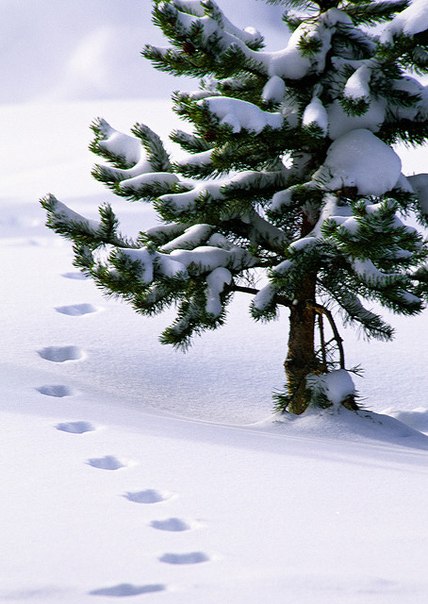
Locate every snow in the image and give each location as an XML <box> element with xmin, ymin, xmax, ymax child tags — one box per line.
<box><xmin>352</xmin><ymin>258</ymin><xmax>395</xmax><ymax>287</ymax></box>
<box><xmin>307</xmin><ymin>369</ymin><xmax>356</xmax><ymax>409</ymax></box>
<box><xmin>97</xmin><ymin>119</ymin><xmax>142</xmax><ymax>164</ymax></box>
<box><xmin>289</xmin><ymin>236</ymin><xmax>318</xmax><ymax>251</ymax></box>
<box><xmin>327</xmin><ymin>98</ymin><xmax>386</xmax><ymax>140</ymax></box>
<box><xmin>176</xmin><ymin>149</ymin><xmax>213</xmax><ymax>168</ymax></box>
<box><xmin>174</xmin><ymin>0</ymin><xmax>205</xmax><ymax>17</ymax></box>
<box><xmin>119</xmin><ymin>171</ymin><xmax>179</xmax><ymax>191</ymax></box>
<box><xmin>121</xmin><ymin>246</ymin><xmax>245</xmax><ymax>283</ymax></box>
<box><xmin>398</xmin><ymin>290</ymin><xmax>422</xmax><ymax>305</ymax></box>
<box><xmin>266</xmin><ymin>9</ymin><xmax>351</xmax><ymax>81</ymax></box>
<box><xmin>381</xmin><ymin>0</ymin><xmax>428</xmax><ymax>43</ymax></box>
<box><xmin>314</xmin><ymin>129</ymin><xmax>402</xmax><ymax>196</ymax></box>
<box><xmin>2</xmin><ymin>1</ymin><xmax>428</xmax><ymax>601</ymax></box>
<box><xmin>3</xmin><ymin>106</ymin><xmax>428</xmax><ymax>604</ymax></box>
<box><xmin>173</xmin><ymin>0</ymin><xmax>263</xmax><ymax>49</ymax></box>
<box><xmin>169</xmin><ymin>245</ymin><xmax>253</xmax><ymax>272</ymax></box>
<box><xmin>270</xmin><ymin>187</ymin><xmax>295</xmax><ymax>212</ymax></box>
<box><xmin>391</xmin><ymin>76</ymin><xmax>426</xmax><ymax>121</ymax></box>
<box><xmin>201</xmin><ymin>96</ymin><xmax>283</xmax><ymax>133</ymax></box>
<box><xmin>208</xmin><ymin>1</ymin><xmax>263</xmax><ymax>47</ymax></box>
<box><xmin>156</xmin><ymin>253</ymin><xmax>189</xmax><ymax>279</ymax></box>
<box><xmin>262</xmin><ymin>75</ymin><xmax>286</xmax><ymax>103</ymax></box>
<box><xmin>252</xmin><ymin>283</ymin><xmax>276</xmax><ymax>312</ymax></box>
<box><xmin>44</xmin><ymin>197</ymin><xmax>101</xmax><ymax>233</ymax></box>
<box><xmin>302</xmin><ymin>96</ymin><xmax>329</xmax><ymax>136</ymax></box>
<box><xmin>344</xmin><ymin>64</ymin><xmax>372</xmax><ymax>101</ymax></box>
<box><xmin>205</xmin><ymin>267</ymin><xmax>232</xmax><ymax>316</ymax></box>
<box><xmin>267</xmin><ymin>25</ymin><xmax>313</xmax><ymax>80</ymax></box>
<box><xmin>161</xmin><ymin>224</ymin><xmax>213</xmax><ymax>252</ymax></box>
<box><xmin>122</xmin><ymin>248</ymin><xmax>161</xmax><ymax>283</ymax></box>
<box><xmin>159</xmin><ymin>181</ymin><xmax>224</xmax><ymax>213</ymax></box>
<box><xmin>273</xmin><ymin>259</ymin><xmax>293</xmax><ymax>275</ymax></box>
<box><xmin>117</xmin><ymin>239</ymin><xmax>251</xmax><ymax>290</ymax></box>
<box><xmin>408</xmin><ymin>173</ymin><xmax>428</xmax><ymax>215</ymax></box>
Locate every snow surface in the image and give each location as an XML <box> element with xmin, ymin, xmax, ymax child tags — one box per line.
<box><xmin>2</xmin><ymin>1</ymin><xmax>428</xmax><ymax>600</ymax></box>
<box><xmin>2</xmin><ymin>99</ymin><xmax>428</xmax><ymax>604</ymax></box>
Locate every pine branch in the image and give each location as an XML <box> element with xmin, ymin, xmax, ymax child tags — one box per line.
<box><xmin>344</xmin><ymin>1</ymin><xmax>410</xmax><ymax>26</ymax></box>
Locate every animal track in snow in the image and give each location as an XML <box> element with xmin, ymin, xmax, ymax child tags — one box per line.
<box><xmin>55</xmin><ymin>303</ymin><xmax>100</xmax><ymax>316</ymax></box>
<box><xmin>159</xmin><ymin>552</ymin><xmax>210</xmax><ymax>565</ymax></box>
<box><xmin>36</xmin><ymin>384</ymin><xmax>74</xmax><ymax>397</ymax></box>
<box><xmin>62</xmin><ymin>271</ymin><xmax>88</xmax><ymax>280</ymax></box>
<box><xmin>37</xmin><ymin>345</ymin><xmax>84</xmax><ymax>363</ymax></box>
<box><xmin>89</xmin><ymin>583</ymin><xmax>166</xmax><ymax>597</ymax></box>
<box><xmin>56</xmin><ymin>421</ymin><xmax>95</xmax><ymax>434</ymax></box>
<box><xmin>87</xmin><ymin>456</ymin><xmax>126</xmax><ymax>470</ymax></box>
<box><xmin>124</xmin><ymin>489</ymin><xmax>172</xmax><ymax>504</ymax></box>
<box><xmin>150</xmin><ymin>518</ymin><xmax>191</xmax><ymax>532</ymax></box>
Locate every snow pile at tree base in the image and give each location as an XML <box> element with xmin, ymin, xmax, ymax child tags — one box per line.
<box><xmin>255</xmin><ymin>407</ymin><xmax>428</xmax><ymax>450</ymax></box>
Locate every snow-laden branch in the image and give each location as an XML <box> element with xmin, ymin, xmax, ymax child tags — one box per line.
<box><xmin>155</xmin><ymin>1</ymin><xmax>355</xmax><ymax>82</ymax></box>
<box><xmin>200</xmin><ymin>97</ymin><xmax>283</xmax><ymax>133</ymax></box>
<box><xmin>381</xmin><ymin>0</ymin><xmax>428</xmax><ymax>43</ymax></box>
<box><xmin>312</xmin><ymin>129</ymin><xmax>402</xmax><ymax>196</ymax></box>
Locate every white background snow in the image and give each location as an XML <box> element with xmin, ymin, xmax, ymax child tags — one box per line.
<box><xmin>1</xmin><ymin>1</ymin><xmax>428</xmax><ymax>602</ymax></box>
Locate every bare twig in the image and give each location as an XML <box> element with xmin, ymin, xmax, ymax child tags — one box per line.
<box><xmin>318</xmin><ymin>313</ymin><xmax>327</xmax><ymax>370</ymax></box>
<box><xmin>310</xmin><ymin>302</ymin><xmax>345</xmax><ymax>369</ymax></box>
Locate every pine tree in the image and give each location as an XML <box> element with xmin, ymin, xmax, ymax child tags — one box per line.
<box><xmin>41</xmin><ymin>0</ymin><xmax>428</xmax><ymax>415</ymax></box>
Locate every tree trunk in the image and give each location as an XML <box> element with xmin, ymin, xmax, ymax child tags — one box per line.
<box><xmin>284</xmin><ymin>273</ymin><xmax>317</xmax><ymax>414</ymax></box>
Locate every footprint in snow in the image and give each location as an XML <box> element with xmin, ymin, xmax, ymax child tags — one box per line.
<box><xmin>150</xmin><ymin>518</ymin><xmax>191</xmax><ymax>532</ymax></box>
<box><xmin>37</xmin><ymin>345</ymin><xmax>84</xmax><ymax>363</ymax></box>
<box><xmin>159</xmin><ymin>552</ymin><xmax>210</xmax><ymax>565</ymax></box>
<box><xmin>36</xmin><ymin>384</ymin><xmax>74</xmax><ymax>397</ymax></box>
<box><xmin>56</xmin><ymin>421</ymin><xmax>95</xmax><ymax>434</ymax></box>
<box><xmin>124</xmin><ymin>489</ymin><xmax>172</xmax><ymax>504</ymax></box>
<box><xmin>55</xmin><ymin>303</ymin><xmax>101</xmax><ymax>316</ymax></box>
<box><xmin>87</xmin><ymin>456</ymin><xmax>126</xmax><ymax>470</ymax></box>
<box><xmin>89</xmin><ymin>583</ymin><xmax>166</xmax><ymax>597</ymax></box>
<box><xmin>62</xmin><ymin>271</ymin><xmax>88</xmax><ymax>280</ymax></box>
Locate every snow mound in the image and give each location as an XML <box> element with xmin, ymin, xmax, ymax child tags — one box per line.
<box><xmin>314</xmin><ymin>129</ymin><xmax>401</xmax><ymax>195</ymax></box>
<box><xmin>255</xmin><ymin>407</ymin><xmax>428</xmax><ymax>450</ymax></box>
<box><xmin>382</xmin><ymin>407</ymin><xmax>428</xmax><ymax>433</ymax></box>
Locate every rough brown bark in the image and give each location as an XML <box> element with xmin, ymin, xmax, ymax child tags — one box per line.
<box><xmin>284</xmin><ymin>273</ymin><xmax>318</xmax><ymax>414</ymax></box>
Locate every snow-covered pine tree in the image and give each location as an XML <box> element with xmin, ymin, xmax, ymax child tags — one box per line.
<box><xmin>42</xmin><ymin>0</ymin><xmax>428</xmax><ymax>415</ymax></box>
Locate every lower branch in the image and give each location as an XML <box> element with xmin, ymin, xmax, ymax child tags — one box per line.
<box><xmin>310</xmin><ymin>302</ymin><xmax>345</xmax><ymax>370</ymax></box>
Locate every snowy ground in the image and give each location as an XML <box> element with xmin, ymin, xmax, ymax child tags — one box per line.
<box><xmin>1</xmin><ymin>98</ymin><xmax>428</xmax><ymax>604</ymax></box>
<box><xmin>2</xmin><ymin>2</ymin><xmax>428</xmax><ymax>601</ymax></box>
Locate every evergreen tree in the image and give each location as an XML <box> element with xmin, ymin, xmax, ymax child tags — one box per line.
<box><xmin>41</xmin><ymin>0</ymin><xmax>428</xmax><ymax>415</ymax></box>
